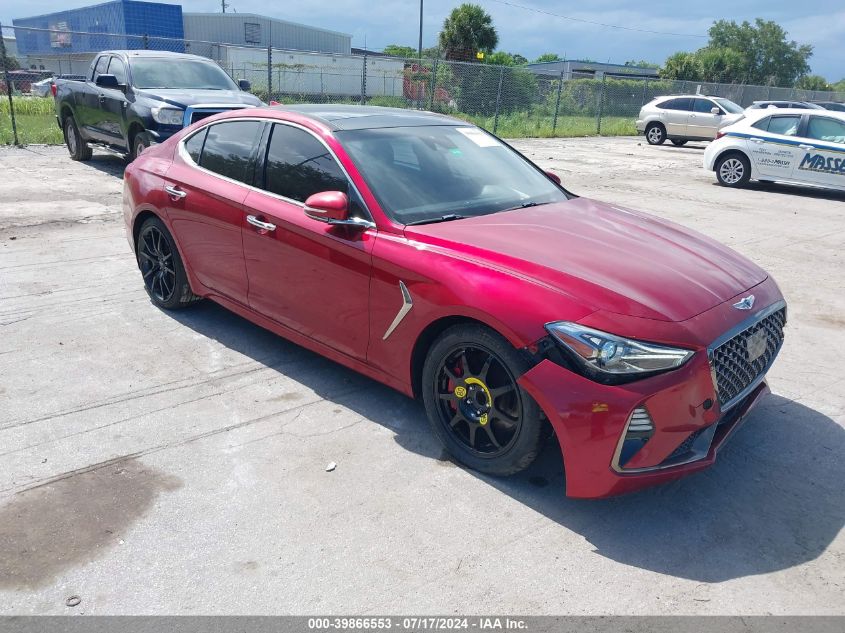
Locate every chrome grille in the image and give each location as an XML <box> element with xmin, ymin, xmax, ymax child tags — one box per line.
<box><xmin>711</xmin><ymin>307</ymin><xmax>786</xmax><ymax>408</ymax></box>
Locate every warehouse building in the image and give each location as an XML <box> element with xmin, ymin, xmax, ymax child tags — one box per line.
<box><xmin>526</xmin><ymin>59</ymin><xmax>659</xmax><ymax>80</ymax></box>
<box><xmin>12</xmin><ymin>1</ymin><xmax>351</xmax><ymax>74</ymax></box>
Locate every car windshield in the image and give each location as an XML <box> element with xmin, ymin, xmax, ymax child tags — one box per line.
<box><xmin>714</xmin><ymin>98</ymin><xmax>743</xmax><ymax>114</ymax></box>
<box><xmin>336</xmin><ymin>125</ymin><xmax>569</xmax><ymax>225</ymax></box>
<box><xmin>130</xmin><ymin>59</ymin><xmax>237</xmax><ymax>90</ymax></box>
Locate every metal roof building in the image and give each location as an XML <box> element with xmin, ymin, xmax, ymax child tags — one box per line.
<box><xmin>182</xmin><ymin>13</ymin><xmax>351</xmax><ymax>55</ymax></box>
<box><xmin>526</xmin><ymin>60</ymin><xmax>659</xmax><ymax>80</ymax></box>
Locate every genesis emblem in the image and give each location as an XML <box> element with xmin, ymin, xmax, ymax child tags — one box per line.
<box><xmin>733</xmin><ymin>295</ymin><xmax>755</xmax><ymax>310</ymax></box>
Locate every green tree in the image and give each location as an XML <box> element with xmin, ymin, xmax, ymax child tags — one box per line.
<box><xmin>484</xmin><ymin>51</ymin><xmax>527</xmax><ymax>66</ymax></box>
<box><xmin>661</xmin><ymin>52</ymin><xmax>703</xmax><ymax>81</ymax></box>
<box><xmin>624</xmin><ymin>60</ymin><xmax>659</xmax><ymax>69</ymax></box>
<box><xmin>795</xmin><ymin>74</ymin><xmax>830</xmax><ymax>91</ymax></box>
<box><xmin>695</xmin><ymin>47</ymin><xmax>747</xmax><ymax>83</ymax></box>
<box><xmin>707</xmin><ymin>18</ymin><xmax>812</xmax><ymax>85</ymax></box>
<box><xmin>833</xmin><ymin>79</ymin><xmax>845</xmax><ymax>92</ymax></box>
<box><xmin>438</xmin><ymin>3</ymin><xmax>498</xmax><ymax>62</ymax></box>
<box><xmin>533</xmin><ymin>52</ymin><xmax>562</xmax><ymax>63</ymax></box>
<box><xmin>382</xmin><ymin>44</ymin><xmax>417</xmax><ymax>58</ymax></box>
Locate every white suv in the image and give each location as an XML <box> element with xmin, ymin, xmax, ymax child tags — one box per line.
<box><xmin>636</xmin><ymin>95</ymin><xmax>745</xmax><ymax>146</ymax></box>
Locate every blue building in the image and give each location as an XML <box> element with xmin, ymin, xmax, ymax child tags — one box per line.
<box><xmin>13</xmin><ymin>0</ymin><xmax>184</xmax><ymax>56</ymax></box>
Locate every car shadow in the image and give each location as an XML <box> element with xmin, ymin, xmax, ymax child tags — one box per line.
<box><xmin>166</xmin><ymin>300</ymin><xmax>844</xmax><ymax>583</ymax></box>
<box><xmin>84</xmin><ymin>153</ymin><xmax>127</xmax><ymax>179</ymax></box>
<box><xmin>717</xmin><ymin>180</ymin><xmax>845</xmax><ymax>202</ymax></box>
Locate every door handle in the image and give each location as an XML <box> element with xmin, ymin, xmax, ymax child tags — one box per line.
<box><xmin>247</xmin><ymin>215</ymin><xmax>276</xmax><ymax>232</ymax></box>
<box><xmin>798</xmin><ymin>144</ymin><xmax>814</xmax><ymax>150</ymax></box>
<box><xmin>750</xmin><ymin>138</ymin><xmax>764</xmax><ymax>144</ymax></box>
<box><xmin>164</xmin><ymin>185</ymin><xmax>187</xmax><ymax>200</ymax></box>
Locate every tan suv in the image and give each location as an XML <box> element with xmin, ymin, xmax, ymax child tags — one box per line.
<box><xmin>636</xmin><ymin>95</ymin><xmax>744</xmax><ymax>146</ymax></box>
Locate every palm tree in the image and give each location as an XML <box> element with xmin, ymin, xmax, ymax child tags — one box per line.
<box><xmin>438</xmin><ymin>4</ymin><xmax>498</xmax><ymax>62</ymax></box>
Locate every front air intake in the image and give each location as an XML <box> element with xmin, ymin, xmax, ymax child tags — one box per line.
<box><xmin>616</xmin><ymin>407</ymin><xmax>655</xmax><ymax>469</ymax></box>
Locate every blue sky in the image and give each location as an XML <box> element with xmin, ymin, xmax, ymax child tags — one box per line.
<box><xmin>3</xmin><ymin>0</ymin><xmax>843</xmax><ymax>81</ymax></box>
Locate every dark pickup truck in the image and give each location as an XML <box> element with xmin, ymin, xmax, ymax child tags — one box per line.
<box><xmin>55</xmin><ymin>50</ymin><xmax>262</xmax><ymax>161</ymax></box>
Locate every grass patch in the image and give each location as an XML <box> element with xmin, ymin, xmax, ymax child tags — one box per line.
<box><xmin>0</xmin><ymin>94</ymin><xmax>635</xmax><ymax>145</ymax></box>
<box><xmin>0</xmin><ymin>96</ymin><xmax>62</xmax><ymax>144</ymax></box>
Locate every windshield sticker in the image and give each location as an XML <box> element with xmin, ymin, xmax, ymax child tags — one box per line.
<box><xmin>799</xmin><ymin>153</ymin><xmax>845</xmax><ymax>176</ymax></box>
<box><xmin>456</xmin><ymin>127</ymin><xmax>501</xmax><ymax>147</ymax></box>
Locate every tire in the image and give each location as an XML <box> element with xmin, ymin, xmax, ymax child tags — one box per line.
<box><xmin>64</xmin><ymin>116</ymin><xmax>92</xmax><ymax>161</ymax></box>
<box><xmin>671</xmin><ymin>139</ymin><xmax>688</xmax><ymax>146</ymax></box>
<box><xmin>130</xmin><ymin>131</ymin><xmax>152</xmax><ymax>162</ymax></box>
<box><xmin>421</xmin><ymin>323</ymin><xmax>544</xmax><ymax>476</ymax></box>
<box><xmin>136</xmin><ymin>217</ymin><xmax>201</xmax><ymax>310</ymax></box>
<box><xmin>715</xmin><ymin>152</ymin><xmax>751</xmax><ymax>188</ymax></box>
<box><xmin>645</xmin><ymin>123</ymin><xmax>666</xmax><ymax>145</ymax></box>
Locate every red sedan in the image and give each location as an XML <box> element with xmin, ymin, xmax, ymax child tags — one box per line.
<box><xmin>122</xmin><ymin>105</ymin><xmax>786</xmax><ymax>498</ymax></box>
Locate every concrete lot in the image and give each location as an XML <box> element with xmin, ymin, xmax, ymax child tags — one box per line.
<box><xmin>0</xmin><ymin>138</ymin><xmax>843</xmax><ymax>615</ymax></box>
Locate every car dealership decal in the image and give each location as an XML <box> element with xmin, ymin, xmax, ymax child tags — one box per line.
<box><xmin>799</xmin><ymin>152</ymin><xmax>845</xmax><ymax>175</ymax></box>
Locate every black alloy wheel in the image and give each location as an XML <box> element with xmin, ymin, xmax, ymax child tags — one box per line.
<box><xmin>136</xmin><ymin>217</ymin><xmax>201</xmax><ymax>310</ymax></box>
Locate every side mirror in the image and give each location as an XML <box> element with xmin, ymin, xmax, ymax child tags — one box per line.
<box><xmin>545</xmin><ymin>170</ymin><xmax>561</xmax><ymax>185</ymax></box>
<box><xmin>95</xmin><ymin>74</ymin><xmax>121</xmax><ymax>89</ymax></box>
<box><xmin>710</xmin><ymin>106</ymin><xmax>722</xmax><ymax>115</ymax></box>
<box><xmin>238</xmin><ymin>79</ymin><xmax>251</xmax><ymax>91</ymax></box>
<box><xmin>304</xmin><ymin>191</ymin><xmax>349</xmax><ymax>223</ymax></box>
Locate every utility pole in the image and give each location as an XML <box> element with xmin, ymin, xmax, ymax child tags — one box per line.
<box><xmin>222</xmin><ymin>0</ymin><xmax>228</xmax><ymax>13</ymax></box>
<box><xmin>418</xmin><ymin>0</ymin><xmax>423</xmax><ymax>59</ymax></box>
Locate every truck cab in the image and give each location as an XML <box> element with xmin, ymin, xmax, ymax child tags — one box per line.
<box><xmin>55</xmin><ymin>50</ymin><xmax>263</xmax><ymax>161</ymax></box>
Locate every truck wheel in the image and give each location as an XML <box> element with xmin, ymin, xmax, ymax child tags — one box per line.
<box><xmin>131</xmin><ymin>132</ymin><xmax>152</xmax><ymax>162</ymax></box>
<box><xmin>64</xmin><ymin>116</ymin><xmax>92</xmax><ymax>161</ymax></box>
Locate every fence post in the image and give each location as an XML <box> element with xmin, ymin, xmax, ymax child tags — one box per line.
<box><xmin>142</xmin><ymin>33</ymin><xmax>149</xmax><ymax>50</ymax></box>
<box><xmin>0</xmin><ymin>23</ymin><xmax>19</xmax><ymax>146</ymax></box>
<box><xmin>641</xmin><ymin>77</ymin><xmax>649</xmax><ymax>106</ymax></box>
<box><xmin>360</xmin><ymin>51</ymin><xmax>367</xmax><ymax>105</ymax></box>
<box><xmin>595</xmin><ymin>72</ymin><xmax>606</xmax><ymax>135</ymax></box>
<box><xmin>267</xmin><ymin>46</ymin><xmax>272</xmax><ymax>101</ymax></box>
<box><xmin>552</xmin><ymin>70</ymin><xmax>564</xmax><ymax>135</ymax></box>
<box><xmin>493</xmin><ymin>66</ymin><xmax>504</xmax><ymax>134</ymax></box>
<box><xmin>427</xmin><ymin>57</ymin><xmax>439</xmax><ymax>110</ymax></box>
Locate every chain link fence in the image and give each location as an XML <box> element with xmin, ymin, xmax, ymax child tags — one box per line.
<box><xmin>3</xmin><ymin>24</ymin><xmax>845</xmax><ymax>146</ymax></box>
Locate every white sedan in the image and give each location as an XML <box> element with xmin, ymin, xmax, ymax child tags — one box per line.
<box><xmin>703</xmin><ymin>108</ymin><xmax>845</xmax><ymax>192</ymax></box>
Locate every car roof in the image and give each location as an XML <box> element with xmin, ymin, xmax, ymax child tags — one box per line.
<box><xmin>101</xmin><ymin>50</ymin><xmax>215</xmax><ymax>63</ymax></box>
<box><xmin>267</xmin><ymin>104</ymin><xmax>466</xmax><ymax>131</ymax></box>
<box><xmin>741</xmin><ymin>107</ymin><xmax>845</xmax><ymax>122</ymax></box>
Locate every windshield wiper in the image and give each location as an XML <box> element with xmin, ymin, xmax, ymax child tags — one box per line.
<box><xmin>404</xmin><ymin>214</ymin><xmax>467</xmax><ymax>226</ymax></box>
<box><xmin>504</xmin><ymin>201</ymin><xmax>541</xmax><ymax>211</ymax></box>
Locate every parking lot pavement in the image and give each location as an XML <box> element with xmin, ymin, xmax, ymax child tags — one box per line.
<box><xmin>0</xmin><ymin>140</ymin><xmax>842</xmax><ymax>615</ymax></box>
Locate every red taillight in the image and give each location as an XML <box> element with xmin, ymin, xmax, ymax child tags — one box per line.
<box><xmin>50</xmin><ymin>83</ymin><xmax>57</xmax><ymax>97</ymax></box>
<box><xmin>715</xmin><ymin>130</ymin><xmax>726</xmax><ymax>139</ymax></box>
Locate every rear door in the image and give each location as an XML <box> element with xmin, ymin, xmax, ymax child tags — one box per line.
<box><xmin>164</xmin><ymin>120</ymin><xmax>265</xmax><ymax>305</ymax></box>
<box><xmin>241</xmin><ymin>122</ymin><xmax>375</xmax><ymax>360</ymax></box>
<box><xmin>658</xmin><ymin>98</ymin><xmax>692</xmax><ymax>136</ymax></box>
<box><xmin>794</xmin><ymin>115</ymin><xmax>845</xmax><ymax>190</ymax></box>
<box><xmin>687</xmin><ymin>98</ymin><xmax>722</xmax><ymax>139</ymax></box>
<box><xmin>746</xmin><ymin>114</ymin><xmax>805</xmax><ymax>179</ymax></box>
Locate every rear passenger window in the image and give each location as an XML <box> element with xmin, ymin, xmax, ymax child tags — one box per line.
<box><xmin>658</xmin><ymin>98</ymin><xmax>692</xmax><ymax>111</ymax></box>
<box><xmin>262</xmin><ymin>124</ymin><xmax>348</xmax><ymax>202</ymax></box>
<box><xmin>199</xmin><ymin>121</ymin><xmax>263</xmax><ymax>184</ymax></box>
<box><xmin>806</xmin><ymin>117</ymin><xmax>845</xmax><ymax>144</ymax></box>
<box><xmin>184</xmin><ymin>128</ymin><xmax>207</xmax><ymax>163</ymax></box>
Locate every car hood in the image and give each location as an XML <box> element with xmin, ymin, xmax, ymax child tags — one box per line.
<box><xmin>404</xmin><ymin>198</ymin><xmax>767</xmax><ymax>322</ymax></box>
<box><xmin>135</xmin><ymin>89</ymin><xmax>263</xmax><ymax>108</ymax></box>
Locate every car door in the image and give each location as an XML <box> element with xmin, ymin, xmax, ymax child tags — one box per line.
<box><xmin>164</xmin><ymin>120</ymin><xmax>264</xmax><ymax>305</ymax></box>
<box><xmin>97</xmin><ymin>56</ymin><xmax>129</xmax><ymax>144</ymax></box>
<box><xmin>241</xmin><ymin>122</ymin><xmax>376</xmax><ymax>361</ymax></box>
<box><xmin>746</xmin><ymin>114</ymin><xmax>805</xmax><ymax>180</ymax></box>
<box><xmin>78</xmin><ymin>55</ymin><xmax>111</xmax><ymax>141</ymax></box>
<box><xmin>794</xmin><ymin>115</ymin><xmax>845</xmax><ymax>190</ymax></box>
<box><xmin>688</xmin><ymin>98</ymin><xmax>722</xmax><ymax>139</ymax></box>
<box><xmin>658</xmin><ymin>98</ymin><xmax>692</xmax><ymax>136</ymax></box>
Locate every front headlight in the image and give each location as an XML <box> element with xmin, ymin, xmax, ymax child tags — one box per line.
<box><xmin>545</xmin><ymin>321</ymin><xmax>694</xmax><ymax>378</ymax></box>
<box><xmin>151</xmin><ymin>107</ymin><xmax>184</xmax><ymax>126</ymax></box>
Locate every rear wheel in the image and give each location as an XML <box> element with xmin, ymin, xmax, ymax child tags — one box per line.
<box><xmin>136</xmin><ymin>217</ymin><xmax>201</xmax><ymax>310</ymax></box>
<box><xmin>671</xmin><ymin>139</ymin><xmax>688</xmax><ymax>146</ymax></box>
<box><xmin>645</xmin><ymin>123</ymin><xmax>666</xmax><ymax>145</ymax></box>
<box><xmin>64</xmin><ymin>116</ymin><xmax>92</xmax><ymax>161</ymax></box>
<box><xmin>715</xmin><ymin>153</ymin><xmax>751</xmax><ymax>187</ymax></box>
<box><xmin>422</xmin><ymin>324</ymin><xmax>544</xmax><ymax>476</ymax></box>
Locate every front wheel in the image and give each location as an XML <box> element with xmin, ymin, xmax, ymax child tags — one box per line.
<box><xmin>136</xmin><ymin>217</ymin><xmax>201</xmax><ymax>310</ymax></box>
<box><xmin>131</xmin><ymin>131</ymin><xmax>152</xmax><ymax>162</ymax></box>
<box><xmin>715</xmin><ymin>153</ymin><xmax>751</xmax><ymax>187</ymax></box>
<box><xmin>421</xmin><ymin>324</ymin><xmax>544</xmax><ymax>476</ymax></box>
<box><xmin>645</xmin><ymin>123</ymin><xmax>666</xmax><ymax>145</ymax></box>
